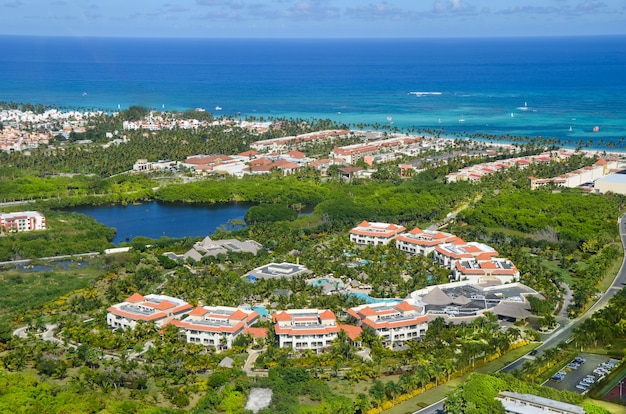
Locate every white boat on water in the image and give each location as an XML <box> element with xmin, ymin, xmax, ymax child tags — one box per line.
<box><xmin>458</xmin><ymin>115</ymin><xmax>465</xmax><ymax>122</ymax></box>
<box><xmin>517</xmin><ymin>102</ymin><xmax>529</xmax><ymax>111</ymax></box>
<box><xmin>215</xmin><ymin>106</ymin><xmax>222</xmax><ymax>111</ymax></box>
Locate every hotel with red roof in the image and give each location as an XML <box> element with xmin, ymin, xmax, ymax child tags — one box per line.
<box><xmin>453</xmin><ymin>257</ymin><xmax>519</xmax><ymax>284</ymax></box>
<box><xmin>0</xmin><ymin>211</ymin><xmax>46</xmax><ymax>233</ymax></box>
<box><xmin>106</xmin><ymin>293</ymin><xmax>193</xmax><ymax>330</ymax></box>
<box><xmin>349</xmin><ymin>221</ymin><xmax>406</xmax><ymax>246</ymax></box>
<box><xmin>433</xmin><ymin>242</ymin><xmax>498</xmax><ymax>269</ymax></box>
<box><xmin>346</xmin><ymin>301</ymin><xmax>428</xmax><ymax>348</ymax></box>
<box><xmin>170</xmin><ymin>305</ymin><xmax>260</xmax><ymax>350</ymax></box>
<box><xmin>273</xmin><ymin>309</ymin><xmax>341</xmax><ymax>350</ymax></box>
<box><xmin>395</xmin><ymin>227</ymin><xmax>463</xmax><ymax>256</ymax></box>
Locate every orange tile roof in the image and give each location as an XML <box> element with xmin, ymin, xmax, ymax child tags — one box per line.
<box><xmin>126</xmin><ymin>293</ymin><xmax>145</xmax><ymax>303</ymax></box>
<box><xmin>395</xmin><ymin>301</ymin><xmax>416</xmax><ymax>312</ymax></box>
<box><xmin>149</xmin><ymin>300</ymin><xmax>176</xmax><ymax>311</ymax></box>
<box><xmin>319</xmin><ymin>310</ymin><xmax>336</xmax><ymax>320</ymax></box>
<box><xmin>107</xmin><ymin>307</ymin><xmax>165</xmax><ymax>322</ymax></box>
<box><xmin>340</xmin><ymin>324</ymin><xmax>363</xmax><ymax>341</ymax></box>
<box><xmin>273</xmin><ymin>311</ymin><xmax>292</xmax><ymax>322</ymax></box>
<box><xmin>189</xmin><ymin>306</ymin><xmax>208</xmax><ymax>316</ymax></box>
<box><xmin>244</xmin><ymin>327</ymin><xmax>268</xmax><ymax>338</ymax></box>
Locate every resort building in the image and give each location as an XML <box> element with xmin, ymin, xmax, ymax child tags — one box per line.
<box><xmin>244</xmin><ymin>262</ymin><xmax>311</xmax><ymax>282</ymax></box>
<box><xmin>433</xmin><ymin>242</ymin><xmax>498</xmax><ymax>270</ymax></box>
<box><xmin>0</xmin><ymin>211</ymin><xmax>46</xmax><ymax>233</ymax></box>
<box><xmin>170</xmin><ymin>305</ymin><xmax>259</xmax><ymax>350</ymax></box>
<box><xmin>410</xmin><ymin>281</ymin><xmax>543</xmax><ymax>323</ymax></box>
<box><xmin>250</xmin><ymin>129</ymin><xmax>349</xmax><ymax>152</ymax></box>
<box><xmin>330</xmin><ymin>135</ymin><xmax>420</xmax><ymax>165</ymax></box>
<box><xmin>529</xmin><ymin>158</ymin><xmax>621</xmax><ymax>190</ymax></box>
<box><xmin>349</xmin><ymin>221</ymin><xmax>406</xmax><ymax>246</ymax></box>
<box><xmin>106</xmin><ymin>293</ymin><xmax>193</xmax><ymax>330</ymax></box>
<box><xmin>395</xmin><ymin>227</ymin><xmax>463</xmax><ymax>256</ymax></box>
<box><xmin>594</xmin><ymin>171</ymin><xmax>626</xmax><ymax>195</ymax></box>
<box><xmin>496</xmin><ymin>391</ymin><xmax>585</xmax><ymax>414</ymax></box>
<box><xmin>272</xmin><ymin>309</ymin><xmax>340</xmax><ymax>351</ymax></box>
<box><xmin>453</xmin><ymin>258</ymin><xmax>519</xmax><ymax>284</ymax></box>
<box><xmin>179</xmin><ymin>236</ymin><xmax>264</xmax><ymax>262</ymax></box>
<box><xmin>347</xmin><ymin>301</ymin><xmax>428</xmax><ymax>349</ymax></box>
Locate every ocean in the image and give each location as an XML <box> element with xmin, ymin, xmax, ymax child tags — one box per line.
<box><xmin>1</xmin><ymin>35</ymin><xmax>625</xmax><ymax>148</ymax></box>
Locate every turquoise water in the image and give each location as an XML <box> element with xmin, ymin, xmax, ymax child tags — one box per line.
<box><xmin>309</xmin><ymin>278</ymin><xmax>345</xmax><ymax>288</ymax></box>
<box><xmin>252</xmin><ymin>306</ymin><xmax>268</xmax><ymax>317</ymax></box>
<box><xmin>349</xmin><ymin>292</ymin><xmax>403</xmax><ymax>304</ymax></box>
<box><xmin>1</xmin><ymin>36</ymin><xmax>625</xmax><ymax>148</ymax></box>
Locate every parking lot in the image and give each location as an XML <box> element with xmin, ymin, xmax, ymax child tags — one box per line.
<box><xmin>545</xmin><ymin>353</ymin><xmax>619</xmax><ymax>395</ymax></box>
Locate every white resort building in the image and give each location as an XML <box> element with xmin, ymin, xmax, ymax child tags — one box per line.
<box><xmin>395</xmin><ymin>227</ymin><xmax>463</xmax><ymax>256</ymax></box>
<box><xmin>410</xmin><ymin>281</ymin><xmax>543</xmax><ymax>323</ymax></box>
<box><xmin>349</xmin><ymin>221</ymin><xmax>406</xmax><ymax>246</ymax></box>
<box><xmin>453</xmin><ymin>257</ymin><xmax>519</xmax><ymax>284</ymax></box>
<box><xmin>273</xmin><ymin>309</ymin><xmax>340</xmax><ymax>351</ymax></box>
<box><xmin>433</xmin><ymin>242</ymin><xmax>499</xmax><ymax>270</ymax></box>
<box><xmin>0</xmin><ymin>211</ymin><xmax>46</xmax><ymax>233</ymax></box>
<box><xmin>170</xmin><ymin>305</ymin><xmax>259</xmax><ymax>350</ymax></box>
<box><xmin>347</xmin><ymin>301</ymin><xmax>428</xmax><ymax>349</ymax></box>
<box><xmin>106</xmin><ymin>293</ymin><xmax>193</xmax><ymax>330</ymax></box>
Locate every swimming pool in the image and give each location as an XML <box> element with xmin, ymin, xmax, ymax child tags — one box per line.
<box><xmin>308</xmin><ymin>278</ymin><xmax>344</xmax><ymax>288</ymax></box>
<box><xmin>349</xmin><ymin>292</ymin><xmax>402</xmax><ymax>304</ymax></box>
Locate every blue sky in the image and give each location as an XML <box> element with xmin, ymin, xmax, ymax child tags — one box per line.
<box><xmin>1</xmin><ymin>0</ymin><xmax>625</xmax><ymax>38</ymax></box>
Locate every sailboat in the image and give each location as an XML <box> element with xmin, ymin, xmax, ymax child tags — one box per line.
<box><xmin>510</xmin><ymin>113</ymin><xmax>514</xmax><ymax>118</ymax></box>
<box><xmin>518</xmin><ymin>102</ymin><xmax>529</xmax><ymax>111</ymax></box>
<box><xmin>458</xmin><ymin>114</ymin><xmax>465</xmax><ymax>122</ymax></box>
<box><xmin>569</xmin><ymin>126</ymin><xmax>573</xmax><ymax>132</ymax></box>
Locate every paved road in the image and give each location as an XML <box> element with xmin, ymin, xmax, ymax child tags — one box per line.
<box><xmin>503</xmin><ymin>213</ymin><xmax>626</xmax><ymax>373</ymax></box>
<box><xmin>415</xmin><ymin>214</ymin><xmax>626</xmax><ymax>414</ymax></box>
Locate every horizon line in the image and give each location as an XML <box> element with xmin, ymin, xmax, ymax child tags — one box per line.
<box><xmin>1</xmin><ymin>33</ymin><xmax>625</xmax><ymax>41</ymax></box>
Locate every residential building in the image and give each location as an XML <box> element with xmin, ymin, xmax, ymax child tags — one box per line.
<box><xmin>347</xmin><ymin>301</ymin><xmax>428</xmax><ymax>348</ymax></box>
<box><xmin>170</xmin><ymin>305</ymin><xmax>259</xmax><ymax>350</ymax></box>
<box><xmin>106</xmin><ymin>293</ymin><xmax>193</xmax><ymax>330</ymax></box>
<box><xmin>273</xmin><ymin>309</ymin><xmax>340</xmax><ymax>350</ymax></box>
<box><xmin>349</xmin><ymin>221</ymin><xmax>406</xmax><ymax>246</ymax></box>
<box><xmin>395</xmin><ymin>227</ymin><xmax>463</xmax><ymax>256</ymax></box>
<box><xmin>433</xmin><ymin>242</ymin><xmax>498</xmax><ymax>270</ymax></box>
<box><xmin>0</xmin><ymin>211</ymin><xmax>46</xmax><ymax>233</ymax></box>
<box><xmin>496</xmin><ymin>391</ymin><xmax>585</xmax><ymax>414</ymax></box>
<box><xmin>453</xmin><ymin>258</ymin><xmax>519</xmax><ymax>284</ymax></box>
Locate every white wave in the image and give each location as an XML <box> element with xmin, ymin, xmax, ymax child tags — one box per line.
<box><xmin>409</xmin><ymin>91</ymin><xmax>442</xmax><ymax>97</ymax></box>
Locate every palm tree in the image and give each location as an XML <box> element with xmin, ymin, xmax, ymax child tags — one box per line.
<box><xmin>369</xmin><ymin>380</ymin><xmax>386</xmax><ymax>413</ymax></box>
<box><xmin>385</xmin><ymin>380</ymin><xmax>401</xmax><ymax>405</ymax></box>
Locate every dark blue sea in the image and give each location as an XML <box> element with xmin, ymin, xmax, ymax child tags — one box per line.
<box><xmin>1</xmin><ymin>36</ymin><xmax>625</xmax><ymax>147</ymax></box>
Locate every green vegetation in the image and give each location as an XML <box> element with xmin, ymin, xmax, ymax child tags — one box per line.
<box><xmin>445</xmin><ymin>372</ymin><xmax>588</xmax><ymax>413</ymax></box>
<box><xmin>1</xmin><ymin>111</ymin><xmax>625</xmax><ymax>413</ymax></box>
<box><xmin>0</xmin><ymin>210</ymin><xmax>115</xmax><ymax>261</ymax></box>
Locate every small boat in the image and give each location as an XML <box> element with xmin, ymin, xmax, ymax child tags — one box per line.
<box><xmin>511</xmin><ymin>113</ymin><xmax>514</xmax><ymax>118</ymax></box>
<box><xmin>458</xmin><ymin>115</ymin><xmax>465</xmax><ymax>122</ymax></box>
<box><xmin>517</xmin><ymin>102</ymin><xmax>529</xmax><ymax>111</ymax></box>
<box><xmin>215</xmin><ymin>106</ymin><xmax>222</xmax><ymax>111</ymax></box>
<box><xmin>569</xmin><ymin>126</ymin><xmax>573</xmax><ymax>132</ymax></box>
<box><xmin>438</xmin><ymin>118</ymin><xmax>442</xmax><ymax>124</ymax></box>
